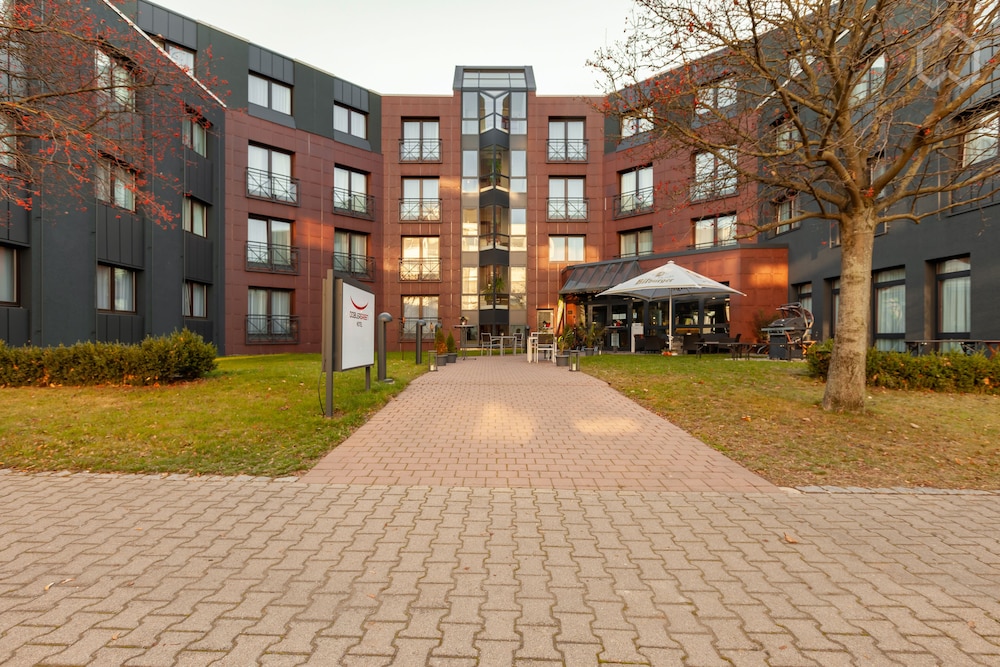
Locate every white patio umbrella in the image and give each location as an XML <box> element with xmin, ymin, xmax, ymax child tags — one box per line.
<box><xmin>596</xmin><ymin>260</ymin><xmax>746</xmax><ymax>340</ymax></box>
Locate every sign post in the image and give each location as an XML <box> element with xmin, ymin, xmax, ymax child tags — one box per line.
<box><xmin>321</xmin><ymin>271</ymin><xmax>376</xmax><ymax>418</ymax></box>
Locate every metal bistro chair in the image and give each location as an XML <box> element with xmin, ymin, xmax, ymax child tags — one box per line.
<box><xmin>535</xmin><ymin>333</ymin><xmax>556</xmax><ymax>363</ymax></box>
<box><xmin>512</xmin><ymin>332</ymin><xmax>524</xmax><ymax>355</ymax></box>
<box><xmin>480</xmin><ymin>332</ymin><xmax>500</xmax><ymax>356</ymax></box>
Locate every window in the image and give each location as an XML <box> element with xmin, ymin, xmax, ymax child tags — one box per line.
<box><xmin>873</xmin><ymin>268</ymin><xmax>905</xmax><ymax>352</ymax></box>
<box><xmin>693</xmin><ymin>214</ymin><xmax>737</xmax><ymax>248</ymax></box>
<box><xmin>697</xmin><ymin>78</ymin><xmax>736</xmax><ymax>115</ymax></box>
<box><xmin>795</xmin><ymin>283</ymin><xmax>812</xmax><ymax>318</ymax></box>
<box><xmin>617</xmin><ymin>166</ymin><xmax>653</xmax><ymax>217</ymax></box>
<box><xmin>963</xmin><ymin>111</ymin><xmax>999</xmax><ymax>167</ymax></box>
<box><xmin>95</xmin><ymin>49</ymin><xmax>134</xmax><ymax>111</ymax></box>
<box><xmin>619</xmin><ymin>228</ymin><xmax>653</xmax><ymax>257</ymax></box>
<box><xmin>462</xmin><ymin>267</ymin><xmax>479</xmax><ymax>310</ymax></box>
<box><xmin>247</xmin><ymin>217</ymin><xmax>295</xmax><ymax>273</ymax></box>
<box><xmin>182</xmin><ymin>115</ymin><xmax>207</xmax><ymax>157</ymax></box>
<box><xmin>851</xmin><ymin>54</ymin><xmax>886</xmax><ymax>104</ymax></box>
<box><xmin>774</xmin><ymin>197</ymin><xmax>800</xmax><ymax>235</ymax></box>
<box><xmin>401</xmin><ymin>296</ymin><xmax>439</xmax><ymax>339</ymax></box>
<box><xmin>400</xmin><ymin>178</ymin><xmax>440</xmax><ymax>221</ymax></box>
<box><xmin>869</xmin><ymin>155</ymin><xmax>890</xmax><ymax>199</ymax></box>
<box><xmin>621</xmin><ymin>113</ymin><xmax>653</xmax><ymax>138</ymax></box>
<box><xmin>548</xmin><ymin>119</ymin><xmax>586</xmax><ymax>161</ymax></box>
<box><xmin>333</xmin><ymin>167</ymin><xmax>371</xmax><ymax>218</ymax></box>
<box><xmin>248</xmin><ymin>73</ymin><xmax>291</xmax><ymax>114</ymax></box>
<box><xmin>510</xmin><ymin>150</ymin><xmax>526</xmax><ymax>193</ymax></box>
<box><xmin>183</xmin><ymin>281</ymin><xmax>207</xmax><ymax>318</ymax></box>
<box><xmin>96</xmin><ymin>265</ymin><xmax>135</xmax><ymax>312</ymax></box>
<box><xmin>334</xmin><ymin>103</ymin><xmax>367</xmax><ymax>139</ymax></box>
<box><xmin>0</xmin><ymin>114</ymin><xmax>15</xmax><ymax>169</ymax></box>
<box><xmin>400</xmin><ymin>237</ymin><xmax>440</xmax><ymax>281</ymax></box>
<box><xmin>937</xmin><ymin>257</ymin><xmax>971</xmax><ymax>348</ymax></box>
<box><xmin>829</xmin><ymin>278</ymin><xmax>841</xmax><ymax>338</ymax></box>
<box><xmin>247</xmin><ymin>144</ymin><xmax>297</xmax><ymax>203</ymax></box>
<box><xmin>401</xmin><ymin>119</ymin><xmax>440</xmax><ymax>161</ymax></box>
<box><xmin>247</xmin><ymin>288</ymin><xmax>295</xmax><ymax>342</ymax></box>
<box><xmin>334</xmin><ymin>230</ymin><xmax>372</xmax><ymax>279</ymax></box>
<box><xmin>692</xmin><ymin>149</ymin><xmax>737</xmax><ymax>200</ymax></box>
<box><xmin>96</xmin><ymin>159</ymin><xmax>135</xmax><ymax>211</ymax></box>
<box><xmin>548</xmin><ymin>236</ymin><xmax>585</xmax><ymax>262</ymax></box>
<box><xmin>462</xmin><ymin>208</ymin><xmax>479</xmax><ymax>252</ymax></box>
<box><xmin>509</xmin><ymin>266</ymin><xmax>526</xmax><ymax>309</ymax></box>
<box><xmin>182</xmin><ymin>196</ymin><xmax>207</xmax><ymax>237</ymax></box>
<box><xmin>775</xmin><ymin>121</ymin><xmax>798</xmax><ymax>151</ymax></box>
<box><xmin>1</xmin><ymin>245</ymin><xmax>15</xmax><ymax>304</ymax></box>
<box><xmin>547</xmin><ymin>177</ymin><xmax>587</xmax><ymax>220</ymax></box>
<box><xmin>166</xmin><ymin>44</ymin><xmax>195</xmax><ymax>72</ymax></box>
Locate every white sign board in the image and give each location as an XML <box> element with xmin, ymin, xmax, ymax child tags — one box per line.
<box><xmin>335</xmin><ymin>278</ymin><xmax>375</xmax><ymax>371</ymax></box>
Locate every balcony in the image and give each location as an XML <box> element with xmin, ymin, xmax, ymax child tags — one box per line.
<box><xmin>246</xmin><ymin>315</ymin><xmax>300</xmax><ymax>344</ymax></box>
<box><xmin>546</xmin><ymin>198</ymin><xmax>589</xmax><ymax>221</ymax></box>
<box><xmin>479</xmin><ymin>232</ymin><xmax>511</xmax><ymax>251</ymax></box>
<box><xmin>399</xmin><ymin>198</ymin><xmax>442</xmax><ymax>222</ymax></box>
<box><xmin>479</xmin><ymin>293</ymin><xmax>510</xmax><ymax>309</ymax></box>
<box><xmin>246</xmin><ymin>241</ymin><xmax>300</xmax><ymax>274</ymax></box>
<box><xmin>332</xmin><ymin>188</ymin><xmax>375</xmax><ymax>220</ymax></box>
<box><xmin>399</xmin><ymin>138</ymin><xmax>442</xmax><ymax>162</ymax></box>
<box><xmin>332</xmin><ymin>252</ymin><xmax>375</xmax><ymax>281</ymax></box>
<box><xmin>246</xmin><ymin>168</ymin><xmax>299</xmax><ymax>205</ymax></box>
<box><xmin>399</xmin><ymin>258</ymin><xmax>441</xmax><ymax>282</ymax></box>
<box><xmin>613</xmin><ymin>188</ymin><xmax>654</xmax><ymax>218</ymax></box>
<box><xmin>546</xmin><ymin>139</ymin><xmax>588</xmax><ymax>162</ymax></box>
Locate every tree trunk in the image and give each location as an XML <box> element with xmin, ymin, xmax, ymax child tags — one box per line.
<box><xmin>822</xmin><ymin>210</ymin><xmax>876</xmax><ymax>412</ymax></box>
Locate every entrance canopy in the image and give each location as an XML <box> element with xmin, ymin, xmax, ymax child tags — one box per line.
<box><xmin>559</xmin><ymin>259</ymin><xmax>641</xmax><ymax>296</ymax></box>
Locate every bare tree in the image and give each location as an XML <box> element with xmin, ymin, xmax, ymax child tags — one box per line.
<box><xmin>1</xmin><ymin>0</ymin><xmax>220</xmax><ymax>226</ymax></box>
<box><xmin>592</xmin><ymin>0</ymin><xmax>1000</xmax><ymax>411</ymax></box>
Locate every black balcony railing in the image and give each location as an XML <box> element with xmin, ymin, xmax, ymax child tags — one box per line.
<box><xmin>399</xmin><ymin>258</ymin><xmax>441</xmax><ymax>282</ymax></box>
<box><xmin>332</xmin><ymin>188</ymin><xmax>375</xmax><ymax>220</ymax></box>
<box><xmin>546</xmin><ymin>139</ymin><xmax>588</xmax><ymax>162</ymax></box>
<box><xmin>479</xmin><ymin>172</ymin><xmax>510</xmax><ymax>191</ymax></box>
<box><xmin>245</xmin><ymin>241</ymin><xmax>300</xmax><ymax>274</ymax></box>
<box><xmin>399</xmin><ymin>138</ymin><xmax>442</xmax><ymax>162</ymax></box>
<box><xmin>399</xmin><ymin>198</ymin><xmax>442</xmax><ymax>221</ymax></box>
<box><xmin>479</xmin><ymin>293</ymin><xmax>510</xmax><ymax>309</ymax></box>
<box><xmin>246</xmin><ymin>167</ymin><xmax>299</xmax><ymax>204</ymax></box>
<box><xmin>246</xmin><ymin>315</ymin><xmax>300</xmax><ymax>344</ymax></box>
<box><xmin>613</xmin><ymin>188</ymin><xmax>654</xmax><ymax>218</ymax></box>
<box><xmin>546</xmin><ymin>198</ymin><xmax>589</xmax><ymax>221</ymax></box>
<box><xmin>332</xmin><ymin>252</ymin><xmax>375</xmax><ymax>281</ymax></box>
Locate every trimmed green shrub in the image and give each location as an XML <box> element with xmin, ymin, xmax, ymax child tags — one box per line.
<box><xmin>0</xmin><ymin>329</ymin><xmax>217</xmax><ymax>387</ymax></box>
<box><xmin>805</xmin><ymin>339</ymin><xmax>1000</xmax><ymax>394</ymax></box>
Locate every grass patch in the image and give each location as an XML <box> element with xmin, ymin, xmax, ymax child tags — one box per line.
<box><xmin>0</xmin><ymin>353</ymin><xmax>424</xmax><ymax>477</ymax></box>
<box><xmin>582</xmin><ymin>354</ymin><xmax>1000</xmax><ymax>490</ymax></box>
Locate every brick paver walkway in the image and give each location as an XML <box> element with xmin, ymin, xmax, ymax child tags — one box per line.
<box><xmin>1</xmin><ymin>355</ymin><xmax>998</xmax><ymax>665</ymax></box>
<box><xmin>302</xmin><ymin>356</ymin><xmax>778</xmax><ymax>492</ymax></box>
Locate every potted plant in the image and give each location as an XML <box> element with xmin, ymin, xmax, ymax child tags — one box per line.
<box><xmin>555</xmin><ymin>328</ymin><xmax>575</xmax><ymax>366</ymax></box>
<box><xmin>446</xmin><ymin>331</ymin><xmax>458</xmax><ymax>363</ymax></box>
<box><xmin>587</xmin><ymin>323</ymin><xmax>605</xmax><ymax>355</ymax></box>
<box><xmin>434</xmin><ymin>326</ymin><xmax>449</xmax><ymax>366</ymax></box>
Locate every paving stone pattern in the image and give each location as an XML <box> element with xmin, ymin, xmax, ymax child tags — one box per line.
<box><xmin>1</xmin><ymin>356</ymin><xmax>999</xmax><ymax>665</ymax></box>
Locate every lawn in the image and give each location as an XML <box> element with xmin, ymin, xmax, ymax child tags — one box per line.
<box><xmin>1</xmin><ymin>351</ymin><xmax>998</xmax><ymax>489</ymax></box>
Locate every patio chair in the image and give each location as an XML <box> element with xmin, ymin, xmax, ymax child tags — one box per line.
<box><xmin>480</xmin><ymin>332</ymin><xmax>500</xmax><ymax>356</ymax></box>
<box><xmin>512</xmin><ymin>332</ymin><xmax>524</xmax><ymax>355</ymax></box>
<box><xmin>536</xmin><ymin>333</ymin><xmax>556</xmax><ymax>362</ymax></box>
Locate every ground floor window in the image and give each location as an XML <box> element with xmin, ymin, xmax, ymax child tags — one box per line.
<box><xmin>937</xmin><ymin>257</ymin><xmax>971</xmax><ymax>350</ymax></box>
<box><xmin>97</xmin><ymin>264</ymin><xmax>135</xmax><ymax>312</ymax></box>
<box><xmin>248</xmin><ymin>288</ymin><xmax>295</xmax><ymax>342</ymax></box>
<box><xmin>873</xmin><ymin>268</ymin><xmax>905</xmax><ymax>352</ymax></box>
<box><xmin>183</xmin><ymin>281</ymin><xmax>208</xmax><ymax>318</ymax></box>
<box><xmin>401</xmin><ymin>295</ymin><xmax>438</xmax><ymax>340</ymax></box>
<box><xmin>0</xmin><ymin>245</ymin><xmax>15</xmax><ymax>304</ymax></box>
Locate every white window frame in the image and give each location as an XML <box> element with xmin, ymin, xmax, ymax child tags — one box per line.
<box><xmin>692</xmin><ymin>149</ymin><xmax>737</xmax><ymax>200</ymax></box>
<box><xmin>851</xmin><ymin>54</ymin><xmax>886</xmax><ymax>104</ymax></box>
<box><xmin>621</xmin><ymin>113</ymin><xmax>653</xmax><ymax>138</ymax></box>
<box><xmin>166</xmin><ymin>43</ymin><xmax>195</xmax><ymax>72</ymax></box>
<box><xmin>963</xmin><ymin>111</ymin><xmax>999</xmax><ymax>167</ymax></box>
<box><xmin>697</xmin><ymin>78</ymin><xmax>736</xmax><ymax>115</ymax></box>
<box><xmin>334</xmin><ymin>103</ymin><xmax>367</xmax><ymax>139</ymax></box>
<box><xmin>548</xmin><ymin>235</ymin><xmax>585</xmax><ymax>263</ymax></box>
<box><xmin>248</xmin><ymin>73</ymin><xmax>291</xmax><ymax>115</ymax></box>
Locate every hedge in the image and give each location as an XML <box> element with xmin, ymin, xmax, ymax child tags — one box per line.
<box><xmin>0</xmin><ymin>329</ymin><xmax>217</xmax><ymax>387</ymax></box>
<box><xmin>805</xmin><ymin>339</ymin><xmax>1000</xmax><ymax>393</ymax></box>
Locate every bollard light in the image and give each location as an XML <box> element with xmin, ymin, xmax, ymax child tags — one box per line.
<box><xmin>569</xmin><ymin>350</ymin><xmax>580</xmax><ymax>372</ymax></box>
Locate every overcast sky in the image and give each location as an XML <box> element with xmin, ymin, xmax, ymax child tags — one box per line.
<box><xmin>153</xmin><ymin>0</ymin><xmax>637</xmax><ymax>96</ymax></box>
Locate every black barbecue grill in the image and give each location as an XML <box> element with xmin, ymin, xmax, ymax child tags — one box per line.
<box><xmin>762</xmin><ymin>302</ymin><xmax>814</xmax><ymax>360</ymax></box>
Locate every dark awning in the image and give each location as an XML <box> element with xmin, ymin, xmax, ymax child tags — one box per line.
<box><xmin>559</xmin><ymin>259</ymin><xmax>641</xmax><ymax>295</ymax></box>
